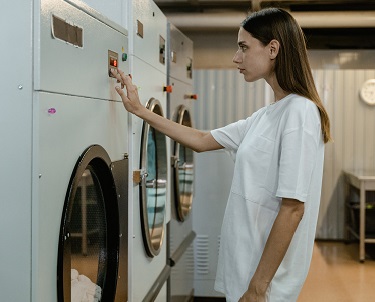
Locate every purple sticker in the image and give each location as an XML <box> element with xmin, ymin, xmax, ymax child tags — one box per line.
<box><xmin>48</xmin><ymin>108</ymin><xmax>56</xmax><ymax>114</ymax></box>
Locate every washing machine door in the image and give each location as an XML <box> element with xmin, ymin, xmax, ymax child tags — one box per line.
<box><xmin>57</xmin><ymin>145</ymin><xmax>120</xmax><ymax>302</ymax></box>
<box><xmin>140</xmin><ymin>98</ymin><xmax>168</xmax><ymax>258</ymax></box>
<box><xmin>172</xmin><ymin>105</ymin><xmax>194</xmax><ymax>222</ymax></box>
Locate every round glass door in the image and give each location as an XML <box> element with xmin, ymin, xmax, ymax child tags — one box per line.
<box><xmin>57</xmin><ymin>145</ymin><xmax>119</xmax><ymax>302</ymax></box>
<box><xmin>140</xmin><ymin>98</ymin><xmax>168</xmax><ymax>257</ymax></box>
<box><xmin>173</xmin><ymin>105</ymin><xmax>194</xmax><ymax>221</ymax></box>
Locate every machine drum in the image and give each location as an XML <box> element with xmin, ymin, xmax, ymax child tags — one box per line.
<box><xmin>57</xmin><ymin>145</ymin><xmax>120</xmax><ymax>302</ymax></box>
<box><xmin>140</xmin><ymin>98</ymin><xmax>168</xmax><ymax>257</ymax></box>
<box><xmin>173</xmin><ymin>105</ymin><xmax>194</xmax><ymax>221</ymax></box>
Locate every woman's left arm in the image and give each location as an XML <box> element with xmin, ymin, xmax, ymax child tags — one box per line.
<box><xmin>240</xmin><ymin>198</ymin><xmax>305</xmax><ymax>302</ymax></box>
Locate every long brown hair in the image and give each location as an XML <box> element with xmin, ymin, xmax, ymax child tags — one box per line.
<box><xmin>241</xmin><ymin>8</ymin><xmax>332</xmax><ymax>143</ymax></box>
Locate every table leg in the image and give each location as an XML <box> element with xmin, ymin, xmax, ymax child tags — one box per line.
<box><xmin>82</xmin><ymin>176</ymin><xmax>88</xmax><ymax>256</ymax></box>
<box><xmin>359</xmin><ymin>182</ymin><xmax>365</xmax><ymax>262</ymax></box>
<box><xmin>345</xmin><ymin>182</ymin><xmax>351</xmax><ymax>242</ymax></box>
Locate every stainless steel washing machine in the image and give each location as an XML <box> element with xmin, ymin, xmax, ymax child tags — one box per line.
<box><xmin>166</xmin><ymin>22</ymin><xmax>196</xmax><ymax>302</ymax></box>
<box><xmin>127</xmin><ymin>0</ymin><xmax>171</xmax><ymax>301</ymax></box>
<box><xmin>1</xmin><ymin>0</ymin><xmax>129</xmax><ymax>301</ymax></box>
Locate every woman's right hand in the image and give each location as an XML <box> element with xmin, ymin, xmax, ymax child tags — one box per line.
<box><xmin>111</xmin><ymin>68</ymin><xmax>222</xmax><ymax>153</ymax></box>
<box><xmin>111</xmin><ymin>68</ymin><xmax>142</xmax><ymax>115</ymax></box>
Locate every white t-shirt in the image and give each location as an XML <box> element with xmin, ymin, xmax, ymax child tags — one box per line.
<box><xmin>211</xmin><ymin>94</ymin><xmax>325</xmax><ymax>302</ymax></box>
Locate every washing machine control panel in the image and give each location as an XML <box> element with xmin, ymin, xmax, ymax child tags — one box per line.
<box><xmin>108</xmin><ymin>50</ymin><xmax>118</xmax><ymax>77</ymax></box>
<box><xmin>159</xmin><ymin>36</ymin><xmax>166</xmax><ymax>65</ymax></box>
<box><xmin>187</xmin><ymin>58</ymin><xmax>193</xmax><ymax>79</ymax></box>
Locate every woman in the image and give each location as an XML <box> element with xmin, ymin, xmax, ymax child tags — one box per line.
<box><xmin>112</xmin><ymin>7</ymin><xmax>331</xmax><ymax>302</ymax></box>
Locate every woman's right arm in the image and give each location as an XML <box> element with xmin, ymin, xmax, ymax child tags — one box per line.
<box><xmin>112</xmin><ymin>69</ymin><xmax>223</xmax><ymax>153</ymax></box>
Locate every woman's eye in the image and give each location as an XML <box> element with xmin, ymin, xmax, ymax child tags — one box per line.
<box><xmin>239</xmin><ymin>45</ymin><xmax>247</xmax><ymax>52</ymax></box>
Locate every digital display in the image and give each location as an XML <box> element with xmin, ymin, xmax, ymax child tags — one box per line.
<box><xmin>110</xmin><ymin>57</ymin><xmax>118</xmax><ymax>68</ymax></box>
<box><xmin>108</xmin><ymin>50</ymin><xmax>119</xmax><ymax>78</ymax></box>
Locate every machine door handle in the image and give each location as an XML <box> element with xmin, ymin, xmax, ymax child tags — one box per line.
<box><xmin>145</xmin><ymin>178</ymin><xmax>167</xmax><ymax>189</ymax></box>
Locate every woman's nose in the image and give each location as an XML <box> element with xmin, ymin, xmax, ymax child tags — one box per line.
<box><xmin>233</xmin><ymin>50</ymin><xmax>241</xmax><ymax>63</ymax></box>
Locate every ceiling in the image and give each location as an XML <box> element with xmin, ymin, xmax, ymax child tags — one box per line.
<box><xmin>154</xmin><ymin>0</ymin><xmax>375</xmax><ymax>13</ymax></box>
<box><xmin>154</xmin><ymin>0</ymin><xmax>375</xmax><ymax>49</ymax></box>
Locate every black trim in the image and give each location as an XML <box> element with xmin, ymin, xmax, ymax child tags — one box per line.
<box><xmin>140</xmin><ymin>121</ymin><xmax>159</xmax><ymax>257</ymax></box>
<box><xmin>139</xmin><ymin>99</ymin><xmax>167</xmax><ymax>258</ymax></box>
<box><xmin>112</xmin><ymin>157</ymin><xmax>129</xmax><ymax>301</ymax></box>
<box><xmin>173</xmin><ymin>105</ymin><xmax>194</xmax><ymax>222</ymax></box>
<box><xmin>57</xmin><ymin>145</ymin><xmax>120</xmax><ymax>302</ymax></box>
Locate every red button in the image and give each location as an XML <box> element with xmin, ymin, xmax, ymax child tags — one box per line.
<box><xmin>185</xmin><ymin>94</ymin><xmax>198</xmax><ymax>100</ymax></box>
<box><xmin>164</xmin><ymin>85</ymin><xmax>173</xmax><ymax>93</ymax></box>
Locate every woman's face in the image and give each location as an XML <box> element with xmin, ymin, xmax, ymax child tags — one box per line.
<box><xmin>233</xmin><ymin>27</ymin><xmax>274</xmax><ymax>82</ymax></box>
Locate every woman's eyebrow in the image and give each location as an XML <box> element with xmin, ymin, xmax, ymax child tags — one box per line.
<box><xmin>238</xmin><ymin>41</ymin><xmax>246</xmax><ymax>46</ymax></box>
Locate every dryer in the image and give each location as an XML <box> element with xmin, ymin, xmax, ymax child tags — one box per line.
<box><xmin>1</xmin><ymin>0</ymin><xmax>129</xmax><ymax>301</ymax></box>
<box><xmin>166</xmin><ymin>22</ymin><xmax>197</xmax><ymax>302</ymax></box>
<box><xmin>127</xmin><ymin>0</ymin><xmax>171</xmax><ymax>301</ymax></box>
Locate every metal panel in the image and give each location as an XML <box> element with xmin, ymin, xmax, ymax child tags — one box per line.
<box><xmin>37</xmin><ymin>0</ymin><xmax>129</xmax><ymax>99</ymax></box>
<box><xmin>129</xmin><ymin>56</ymin><xmax>169</xmax><ymax>302</ymax></box>
<box><xmin>127</xmin><ymin>0</ymin><xmax>170</xmax><ymax>297</ymax></box>
<box><xmin>78</xmin><ymin>0</ymin><xmax>125</xmax><ymax>27</ymax></box>
<box><xmin>314</xmin><ymin>69</ymin><xmax>375</xmax><ymax>239</ymax></box>
<box><xmin>130</xmin><ymin>0</ymin><xmax>167</xmax><ymax>74</ymax></box>
<box><xmin>35</xmin><ymin>93</ymin><xmax>128</xmax><ymax>302</ymax></box>
<box><xmin>192</xmin><ymin>150</ymin><xmax>234</xmax><ymax>297</ymax></box>
<box><xmin>167</xmin><ymin>22</ymin><xmax>196</xmax><ymax>302</ymax></box>
<box><xmin>112</xmin><ymin>157</ymin><xmax>129</xmax><ymax>302</ymax></box>
<box><xmin>193</xmin><ymin>69</ymin><xmax>268</xmax><ymax>130</ymax></box>
<box><xmin>168</xmin><ymin>22</ymin><xmax>193</xmax><ymax>84</ymax></box>
<box><xmin>0</xmin><ymin>0</ymin><xmax>33</xmax><ymax>301</ymax></box>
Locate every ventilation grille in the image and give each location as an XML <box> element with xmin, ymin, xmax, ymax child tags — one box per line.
<box><xmin>194</xmin><ymin>235</ymin><xmax>209</xmax><ymax>275</ymax></box>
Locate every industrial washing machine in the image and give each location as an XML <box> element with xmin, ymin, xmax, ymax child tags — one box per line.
<box><xmin>127</xmin><ymin>0</ymin><xmax>171</xmax><ymax>301</ymax></box>
<box><xmin>70</xmin><ymin>1</ymin><xmax>172</xmax><ymax>300</ymax></box>
<box><xmin>1</xmin><ymin>0</ymin><xmax>129</xmax><ymax>301</ymax></box>
<box><xmin>166</xmin><ymin>22</ymin><xmax>197</xmax><ymax>302</ymax></box>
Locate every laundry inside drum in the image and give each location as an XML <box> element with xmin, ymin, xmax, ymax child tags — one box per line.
<box><xmin>69</xmin><ymin>168</ymin><xmax>106</xmax><ymax>299</ymax></box>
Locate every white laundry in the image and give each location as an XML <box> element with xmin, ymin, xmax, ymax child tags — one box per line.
<box><xmin>71</xmin><ymin>269</ymin><xmax>102</xmax><ymax>302</ymax></box>
<box><xmin>71</xmin><ymin>269</ymin><xmax>79</xmax><ymax>280</ymax></box>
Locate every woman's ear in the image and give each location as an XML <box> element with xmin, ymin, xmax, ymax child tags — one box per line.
<box><xmin>269</xmin><ymin>39</ymin><xmax>280</xmax><ymax>59</ymax></box>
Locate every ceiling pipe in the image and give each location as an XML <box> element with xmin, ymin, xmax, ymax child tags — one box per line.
<box><xmin>294</xmin><ymin>11</ymin><xmax>375</xmax><ymax>28</ymax></box>
<box><xmin>165</xmin><ymin>10</ymin><xmax>375</xmax><ymax>31</ymax></box>
<box><xmin>166</xmin><ymin>12</ymin><xmax>246</xmax><ymax>31</ymax></box>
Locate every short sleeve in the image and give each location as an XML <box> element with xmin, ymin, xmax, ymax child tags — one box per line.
<box><xmin>210</xmin><ymin>120</ymin><xmax>247</xmax><ymax>151</ymax></box>
<box><xmin>276</xmin><ymin>122</ymin><xmax>321</xmax><ymax>203</ymax></box>
<box><xmin>211</xmin><ymin>109</ymin><xmax>263</xmax><ymax>151</ymax></box>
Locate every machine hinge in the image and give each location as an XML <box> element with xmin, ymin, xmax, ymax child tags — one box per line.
<box><xmin>133</xmin><ymin>169</ymin><xmax>147</xmax><ymax>184</ymax></box>
<box><xmin>171</xmin><ymin>155</ymin><xmax>179</xmax><ymax>168</ymax></box>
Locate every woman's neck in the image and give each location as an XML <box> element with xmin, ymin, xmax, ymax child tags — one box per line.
<box><xmin>266</xmin><ymin>75</ymin><xmax>289</xmax><ymax>102</ymax></box>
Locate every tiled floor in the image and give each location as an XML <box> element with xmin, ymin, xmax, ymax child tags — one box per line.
<box><xmin>298</xmin><ymin>241</ymin><xmax>375</xmax><ymax>302</ymax></box>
